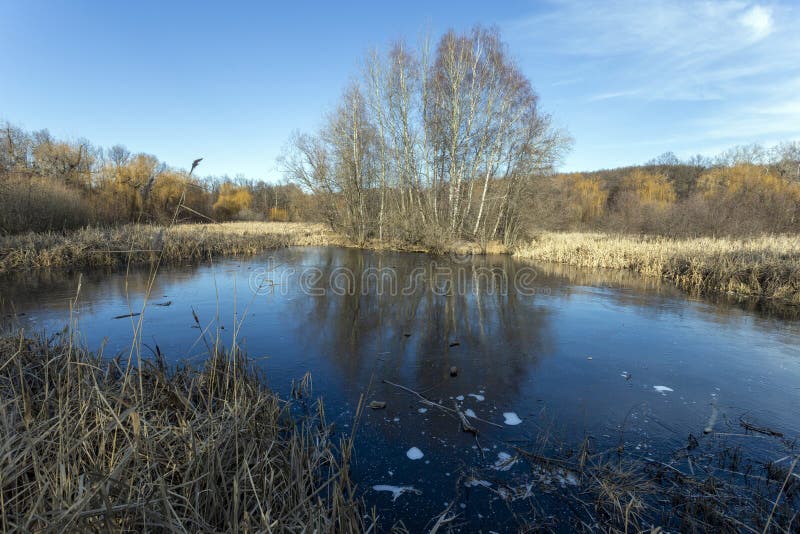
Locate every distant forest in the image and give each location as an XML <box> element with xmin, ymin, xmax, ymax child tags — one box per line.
<box><xmin>0</xmin><ymin>122</ymin><xmax>309</xmax><ymax>234</ymax></box>
<box><xmin>2</xmin><ymin>118</ymin><xmax>798</xmax><ymax>238</ymax></box>
<box><xmin>1</xmin><ymin>119</ymin><xmax>799</xmax><ymax>240</ymax></box>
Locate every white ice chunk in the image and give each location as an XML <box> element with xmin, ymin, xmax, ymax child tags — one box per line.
<box><xmin>464</xmin><ymin>478</ymin><xmax>493</xmax><ymax>488</ymax></box>
<box><xmin>468</xmin><ymin>393</ymin><xmax>485</xmax><ymax>401</ymax></box>
<box><xmin>464</xmin><ymin>408</ymin><xmax>476</xmax><ymax>418</ymax></box>
<box><xmin>493</xmin><ymin>452</ymin><xmax>518</xmax><ymax>471</ymax></box>
<box><xmin>653</xmin><ymin>386</ymin><xmax>674</xmax><ymax>393</ymax></box>
<box><xmin>503</xmin><ymin>412</ymin><xmax>522</xmax><ymax>425</ymax></box>
<box><xmin>406</xmin><ymin>447</ymin><xmax>424</xmax><ymax>460</ymax></box>
<box><xmin>372</xmin><ymin>485</ymin><xmax>420</xmax><ymax>501</ymax></box>
<box><xmin>456</xmin><ymin>395</ymin><xmax>464</xmax><ymax>401</ymax></box>
<box><xmin>418</xmin><ymin>407</ymin><xmax>428</xmax><ymax>413</ymax></box>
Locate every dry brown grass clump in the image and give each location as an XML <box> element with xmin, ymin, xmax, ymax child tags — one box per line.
<box><xmin>516</xmin><ymin>232</ymin><xmax>800</xmax><ymax>304</ymax></box>
<box><xmin>0</xmin><ymin>222</ymin><xmax>341</xmax><ymax>273</ymax></box>
<box><xmin>0</xmin><ymin>331</ymin><xmax>366</xmax><ymax>532</ymax></box>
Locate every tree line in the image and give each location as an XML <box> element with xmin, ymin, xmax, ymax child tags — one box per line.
<box><xmin>532</xmin><ymin>143</ymin><xmax>800</xmax><ymax>236</ymax></box>
<box><xmin>0</xmin><ymin>123</ymin><xmax>309</xmax><ymax>234</ymax></box>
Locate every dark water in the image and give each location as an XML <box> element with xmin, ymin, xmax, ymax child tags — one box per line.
<box><xmin>2</xmin><ymin>247</ymin><xmax>800</xmax><ymax>530</ymax></box>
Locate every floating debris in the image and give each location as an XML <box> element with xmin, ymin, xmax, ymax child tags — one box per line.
<box><xmin>406</xmin><ymin>447</ymin><xmax>424</xmax><ymax>460</ymax></box>
<box><xmin>449</xmin><ymin>342</ymin><xmax>460</xmax><ymax>347</ymax></box>
<box><xmin>468</xmin><ymin>393</ymin><xmax>485</xmax><ymax>401</ymax></box>
<box><xmin>653</xmin><ymin>386</ymin><xmax>674</xmax><ymax>394</ymax></box>
<box><xmin>503</xmin><ymin>412</ymin><xmax>522</xmax><ymax>425</ymax></box>
<box><xmin>530</xmin><ymin>464</ymin><xmax>580</xmax><ymax>488</ymax></box>
<box><xmin>369</xmin><ymin>401</ymin><xmax>386</xmax><ymax>409</ymax></box>
<box><xmin>740</xmin><ymin>417</ymin><xmax>784</xmax><ymax>437</ymax></box>
<box><xmin>372</xmin><ymin>485</ymin><xmax>420</xmax><ymax>501</ymax></box>
<box><xmin>621</xmin><ymin>371</ymin><xmax>632</xmax><ymax>380</ymax></box>
<box><xmin>449</xmin><ymin>366</ymin><xmax>458</xmax><ymax>376</ymax></box>
<box><xmin>464</xmin><ymin>478</ymin><xmax>492</xmax><ymax>488</ymax></box>
<box><xmin>113</xmin><ymin>312</ymin><xmax>141</xmax><ymax>320</ymax></box>
<box><xmin>493</xmin><ymin>452</ymin><xmax>519</xmax><ymax>471</ymax></box>
<box><xmin>155</xmin><ymin>300</ymin><xmax>172</xmax><ymax>307</ymax></box>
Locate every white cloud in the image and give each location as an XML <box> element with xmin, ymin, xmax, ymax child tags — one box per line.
<box><xmin>505</xmin><ymin>0</ymin><xmax>800</xmax><ymax>151</ymax></box>
<box><xmin>739</xmin><ymin>5</ymin><xmax>773</xmax><ymax>40</ymax></box>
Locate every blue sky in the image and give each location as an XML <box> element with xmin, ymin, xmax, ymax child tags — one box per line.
<box><xmin>1</xmin><ymin>0</ymin><xmax>798</xmax><ymax>180</ymax></box>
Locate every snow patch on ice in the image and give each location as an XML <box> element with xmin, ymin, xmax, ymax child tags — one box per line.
<box><xmin>503</xmin><ymin>412</ymin><xmax>522</xmax><ymax>425</ymax></box>
<box><xmin>465</xmin><ymin>478</ymin><xmax>493</xmax><ymax>488</ymax></box>
<box><xmin>493</xmin><ymin>452</ymin><xmax>519</xmax><ymax>471</ymax></box>
<box><xmin>406</xmin><ymin>447</ymin><xmax>424</xmax><ymax>460</ymax></box>
<box><xmin>372</xmin><ymin>485</ymin><xmax>420</xmax><ymax>501</ymax></box>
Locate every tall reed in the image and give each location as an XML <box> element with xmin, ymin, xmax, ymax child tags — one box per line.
<box><xmin>0</xmin><ymin>331</ymin><xmax>366</xmax><ymax>532</ymax></box>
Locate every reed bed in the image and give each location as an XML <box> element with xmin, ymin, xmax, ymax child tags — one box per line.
<box><xmin>0</xmin><ymin>222</ymin><xmax>342</xmax><ymax>273</ymax></box>
<box><xmin>0</xmin><ymin>331</ymin><xmax>366</xmax><ymax>532</ymax></box>
<box><xmin>516</xmin><ymin>232</ymin><xmax>800</xmax><ymax>304</ymax></box>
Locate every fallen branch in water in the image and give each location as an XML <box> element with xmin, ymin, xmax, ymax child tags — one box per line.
<box><xmin>740</xmin><ymin>417</ymin><xmax>784</xmax><ymax>438</ymax></box>
<box><xmin>453</xmin><ymin>400</ymin><xmax>478</xmax><ymax>435</ymax></box>
<box><xmin>382</xmin><ymin>379</ymin><xmax>503</xmax><ymax>428</ymax></box>
<box><xmin>112</xmin><ymin>312</ymin><xmax>141</xmax><ymax>320</ymax></box>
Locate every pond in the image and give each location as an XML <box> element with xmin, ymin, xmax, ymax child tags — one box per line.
<box><xmin>3</xmin><ymin>246</ymin><xmax>800</xmax><ymax>530</ymax></box>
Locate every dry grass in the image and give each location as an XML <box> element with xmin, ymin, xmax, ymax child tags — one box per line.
<box><xmin>0</xmin><ymin>222</ymin><xmax>342</xmax><ymax>273</ymax></box>
<box><xmin>0</xmin><ymin>330</ymin><xmax>367</xmax><ymax>532</ymax></box>
<box><xmin>4</xmin><ymin>222</ymin><xmax>799</xmax><ymax>306</ymax></box>
<box><xmin>516</xmin><ymin>232</ymin><xmax>800</xmax><ymax>304</ymax></box>
<box><xmin>0</xmin><ymin>221</ymin><xmax>509</xmax><ymax>275</ymax></box>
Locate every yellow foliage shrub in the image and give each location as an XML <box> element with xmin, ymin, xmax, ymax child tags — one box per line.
<box><xmin>565</xmin><ymin>174</ymin><xmax>608</xmax><ymax>223</ymax></box>
<box><xmin>269</xmin><ymin>207</ymin><xmax>289</xmax><ymax>222</ymax></box>
<box><xmin>213</xmin><ymin>183</ymin><xmax>253</xmax><ymax>220</ymax></box>
<box><xmin>621</xmin><ymin>169</ymin><xmax>676</xmax><ymax>204</ymax></box>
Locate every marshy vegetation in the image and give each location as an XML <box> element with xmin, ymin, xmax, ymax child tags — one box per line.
<box><xmin>0</xmin><ymin>222</ymin><xmax>339</xmax><ymax>273</ymax></box>
<box><xmin>517</xmin><ymin>232</ymin><xmax>800</xmax><ymax>305</ymax></box>
<box><xmin>0</xmin><ymin>330</ymin><xmax>367</xmax><ymax>532</ymax></box>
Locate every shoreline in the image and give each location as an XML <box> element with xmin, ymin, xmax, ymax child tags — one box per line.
<box><xmin>2</xmin><ymin>222</ymin><xmax>799</xmax><ymax>306</ymax></box>
<box><xmin>2</xmin><ymin>328</ymin><xmax>797</xmax><ymax>531</ymax></box>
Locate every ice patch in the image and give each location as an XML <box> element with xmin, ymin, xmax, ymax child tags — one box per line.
<box><xmin>417</xmin><ymin>407</ymin><xmax>428</xmax><ymax>413</ymax></box>
<box><xmin>455</xmin><ymin>395</ymin><xmax>464</xmax><ymax>401</ymax></box>
<box><xmin>406</xmin><ymin>447</ymin><xmax>424</xmax><ymax>460</ymax></box>
<box><xmin>468</xmin><ymin>393</ymin><xmax>485</xmax><ymax>401</ymax></box>
<box><xmin>464</xmin><ymin>478</ymin><xmax>493</xmax><ymax>488</ymax></box>
<box><xmin>493</xmin><ymin>452</ymin><xmax>519</xmax><ymax>471</ymax></box>
<box><xmin>464</xmin><ymin>408</ymin><xmax>476</xmax><ymax>418</ymax></box>
<box><xmin>503</xmin><ymin>412</ymin><xmax>522</xmax><ymax>425</ymax></box>
<box><xmin>372</xmin><ymin>485</ymin><xmax>420</xmax><ymax>501</ymax></box>
<box><xmin>653</xmin><ymin>386</ymin><xmax>674</xmax><ymax>393</ymax></box>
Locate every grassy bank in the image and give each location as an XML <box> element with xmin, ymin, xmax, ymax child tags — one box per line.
<box><xmin>3</xmin><ymin>222</ymin><xmax>800</xmax><ymax>306</ymax></box>
<box><xmin>0</xmin><ymin>331</ymin><xmax>366</xmax><ymax>532</ymax></box>
<box><xmin>0</xmin><ymin>222</ymin><xmax>342</xmax><ymax>273</ymax></box>
<box><xmin>516</xmin><ymin>232</ymin><xmax>800</xmax><ymax>305</ymax></box>
<box><xmin>0</xmin><ymin>221</ymin><xmax>503</xmax><ymax>274</ymax></box>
